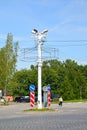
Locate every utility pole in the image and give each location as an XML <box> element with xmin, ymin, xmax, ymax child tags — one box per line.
<box><xmin>80</xmin><ymin>86</ymin><xmax>82</xmax><ymax>100</ymax></box>
<box><xmin>32</xmin><ymin>29</ymin><xmax>48</xmax><ymax>109</ymax></box>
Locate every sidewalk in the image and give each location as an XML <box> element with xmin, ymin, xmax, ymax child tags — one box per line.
<box><xmin>1</xmin><ymin>101</ymin><xmax>87</xmax><ymax>110</ymax></box>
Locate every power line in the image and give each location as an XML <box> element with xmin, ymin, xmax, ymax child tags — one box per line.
<box><xmin>46</xmin><ymin>40</ymin><xmax>87</xmax><ymax>42</ymax></box>
<box><xmin>18</xmin><ymin>39</ymin><xmax>87</xmax><ymax>47</ymax></box>
<box><xmin>1</xmin><ymin>39</ymin><xmax>87</xmax><ymax>43</ymax></box>
<box><xmin>49</xmin><ymin>43</ymin><xmax>87</xmax><ymax>47</ymax></box>
<box><xmin>46</xmin><ymin>40</ymin><xmax>87</xmax><ymax>47</ymax></box>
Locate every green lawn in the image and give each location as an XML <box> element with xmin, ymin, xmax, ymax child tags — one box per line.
<box><xmin>24</xmin><ymin>108</ymin><xmax>55</xmax><ymax>112</ymax></box>
<box><xmin>51</xmin><ymin>98</ymin><xmax>87</xmax><ymax>104</ymax></box>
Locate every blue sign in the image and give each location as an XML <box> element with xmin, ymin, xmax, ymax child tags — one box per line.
<box><xmin>47</xmin><ymin>85</ymin><xmax>51</xmax><ymax>91</ymax></box>
<box><xmin>29</xmin><ymin>84</ymin><xmax>35</xmax><ymax>91</ymax></box>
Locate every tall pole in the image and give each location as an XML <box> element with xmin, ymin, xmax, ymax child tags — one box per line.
<box><xmin>80</xmin><ymin>86</ymin><xmax>82</xmax><ymax>100</ymax></box>
<box><xmin>32</xmin><ymin>29</ymin><xmax>48</xmax><ymax>109</ymax></box>
<box><xmin>37</xmin><ymin>38</ymin><xmax>42</xmax><ymax>109</ymax></box>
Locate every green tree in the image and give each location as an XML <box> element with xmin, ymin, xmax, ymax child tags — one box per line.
<box><xmin>12</xmin><ymin>68</ymin><xmax>38</xmax><ymax>96</ymax></box>
<box><xmin>59</xmin><ymin>76</ymin><xmax>74</xmax><ymax>100</ymax></box>
<box><xmin>0</xmin><ymin>33</ymin><xmax>18</xmax><ymax>95</ymax></box>
<box><xmin>11</xmin><ymin>59</ymin><xmax>87</xmax><ymax>100</ymax></box>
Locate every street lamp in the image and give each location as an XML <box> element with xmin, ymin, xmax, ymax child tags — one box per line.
<box><xmin>32</xmin><ymin>29</ymin><xmax>48</xmax><ymax>109</ymax></box>
<box><xmin>32</xmin><ymin>29</ymin><xmax>38</xmax><ymax>34</ymax></box>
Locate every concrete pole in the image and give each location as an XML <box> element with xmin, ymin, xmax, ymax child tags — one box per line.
<box><xmin>37</xmin><ymin>38</ymin><xmax>42</xmax><ymax>109</ymax></box>
<box><xmin>32</xmin><ymin>29</ymin><xmax>48</xmax><ymax>109</ymax></box>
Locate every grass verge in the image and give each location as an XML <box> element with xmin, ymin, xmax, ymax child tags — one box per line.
<box><xmin>24</xmin><ymin>108</ymin><xmax>55</xmax><ymax>112</ymax></box>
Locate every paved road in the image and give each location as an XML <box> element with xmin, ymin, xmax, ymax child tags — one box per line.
<box><xmin>0</xmin><ymin>102</ymin><xmax>87</xmax><ymax>130</ymax></box>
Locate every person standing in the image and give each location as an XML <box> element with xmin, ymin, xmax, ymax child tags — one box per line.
<box><xmin>59</xmin><ymin>96</ymin><xmax>63</xmax><ymax>106</ymax></box>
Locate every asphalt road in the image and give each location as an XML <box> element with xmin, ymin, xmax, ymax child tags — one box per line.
<box><xmin>0</xmin><ymin>102</ymin><xmax>87</xmax><ymax>130</ymax></box>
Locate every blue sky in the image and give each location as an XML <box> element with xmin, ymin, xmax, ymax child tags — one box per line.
<box><xmin>0</xmin><ymin>0</ymin><xmax>87</xmax><ymax>70</ymax></box>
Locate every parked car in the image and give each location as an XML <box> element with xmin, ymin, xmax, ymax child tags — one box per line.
<box><xmin>23</xmin><ymin>96</ymin><xmax>30</xmax><ymax>102</ymax></box>
<box><xmin>14</xmin><ymin>96</ymin><xmax>23</xmax><ymax>102</ymax></box>
<box><xmin>35</xmin><ymin>96</ymin><xmax>38</xmax><ymax>102</ymax></box>
<box><xmin>14</xmin><ymin>96</ymin><xmax>30</xmax><ymax>103</ymax></box>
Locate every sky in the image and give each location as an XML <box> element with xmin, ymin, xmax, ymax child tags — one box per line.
<box><xmin>0</xmin><ymin>0</ymin><xmax>87</xmax><ymax>70</ymax></box>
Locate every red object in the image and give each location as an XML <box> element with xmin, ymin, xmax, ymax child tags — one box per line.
<box><xmin>30</xmin><ymin>91</ymin><xmax>35</xmax><ymax>107</ymax></box>
<box><xmin>48</xmin><ymin>91</ymin><xmax>51</xmax><ymax>106</ymax></box>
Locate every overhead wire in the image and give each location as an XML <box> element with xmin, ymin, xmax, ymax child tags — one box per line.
<box><xmin>0</xmin><ymin>39</ymin><xmax>87</xmax><ymax>63</ymax></box>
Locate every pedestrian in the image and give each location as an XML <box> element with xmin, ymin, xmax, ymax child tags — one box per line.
<box><xmin>59</xmin><ymin>96</ymin><xmax>63</xmax><ymax>106</ymax></box>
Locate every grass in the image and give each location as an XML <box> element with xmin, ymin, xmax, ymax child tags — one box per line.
<box><xmin>63</xmin><ymin>99</ymin><xmax>87</xmax><ymax>103</ymax></box>
<box><xmin>52</xmin><ymin>98</ymin><xmax>87</xmax><ymax>104</ymax></box>
<box><xmin>24</xmin><ymin>108</ymin><xmax>55</xmax><ymax>112</ymax></box>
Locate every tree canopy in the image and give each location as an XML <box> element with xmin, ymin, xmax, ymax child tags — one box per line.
<box><xmin>0</xmin><ymin>33</ymin><xmax>18</xmax><ymax>95</ymax></box>
<box><xmin>12</xmin><ymin>59</ymin><xmax>87</xmax><ymax>100</ymax></box>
